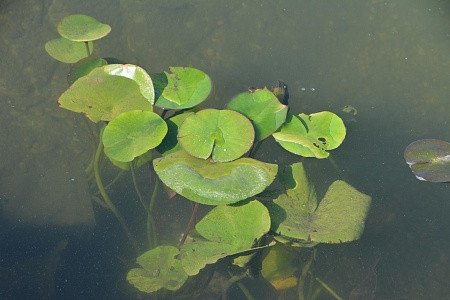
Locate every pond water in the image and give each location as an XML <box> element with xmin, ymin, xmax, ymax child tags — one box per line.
<box><xmin>0</xmin><ymin>0</ymin><xmax>449</xmax><ymax>299</ymax></box>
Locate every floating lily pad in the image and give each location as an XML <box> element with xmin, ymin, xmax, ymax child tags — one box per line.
<box><xmin>58</xmin><ymin>14</ymin><xmax>111</xmax><ymax>42</ymax></box>
<box><xmin>227</xmin><ymin>88</ymin><xmax>288</xmax><ymax>141</ymax></box>
<box><xmin>180</xmin><ymin>200</ymin><xmax>271</xmax><ymax>275</ymax></box>
<box><xmin>156</xmin><ymin>112</ymin><xmax>195</xmax><ymax>156</ymax></box>
<box><xmin>45</xmin><ymin>37</ymin><xmax>93</xmax><ymax>63</ymax></box>
<box><xmin>102</xmin><ymin>110</ymin><xmax>167</xmax><ymax>162</ymax></box>
<box><xmin>178</xmin><ymin>109</ymin><xmax>254</xmax><ymax>162</ymax></box>
<box><xmin>67</xmin><ymin>57</ymin><xmax>107</xmax><ymax>85</ymax></box>
<box><xmin>153</xmin><ymin>151</ymin><xmax>277</xmax><ymax>205</ymax></box>
<box><xmin>127</xmin><ymin>246</ymin><xmax>188</xmax><ymax>293</ymax></box>
<box><xmin>404</xmin><ymin>139</ymin><xmax>450</xmax><ymax>182</ymax></box>
<box><xmin>58</xmin><ymin>65</ymin><xmax>153</xmax><ymax>122</ymax></box>
<box><xmin>273</xmin><ymin>112</ymin><xmax>346</xmax><ymax>158</ymax></box>
<box><xmin>153</xmin><ymin>67</ymin><xmax>212</xmax><ymax>109</ymax></box>
<box><xmin>103</xmin><ymin>64</ymin><xmax>155</xmax><ymax>105</ymax></box>
<box><xmin>266</xmin><ymin>162</ymin><xmax>371</xmax><ymax>244</ymax></box>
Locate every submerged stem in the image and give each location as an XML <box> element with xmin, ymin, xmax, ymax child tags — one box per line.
<box><xmin>178</xmin><ymin>202</ymin><xmax>200</xmax><ymax>249</ymax></box>
<box><xmin>84</xmin><ymin>41</ymin><xmax>90</xmax><ymax>57</ymax></box>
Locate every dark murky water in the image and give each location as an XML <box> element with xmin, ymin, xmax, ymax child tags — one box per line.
<box><xmin>1</xmin><ymin>0</ymin><xmax>449</xmax><ymax>299</ymax></box>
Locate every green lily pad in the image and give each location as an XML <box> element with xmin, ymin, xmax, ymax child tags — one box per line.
<box><xmin>156</xmin><ymin>112</ymin><xmax>195</xmax><ymax>156</ymax></box>
<box><xmin>227</xmin><ymin>88</ymin><xmax>288</xmax><ymax>141</ymax></box>
<box><xmin>103</xmin><ymin>110</ymin><xmax>167</xmax><ymax>162</ymax></box>
<box><xmin>266</xmin><ymin>162</ymin><xmax>371</xmax><ymax>244</ymax></box>
<box><xmin>273</xmin><ymin>112</ymin><xmax>346</xmax><ymax>158</ymax></box>
<box><xmin>58</xmin><ymin>65</ymin><xmax>153</xmax><ymax>122</ymax></box>
<box><xmin>103</xmin><ymin>64</ymin><xmax>155</xmax><ymax>105</ymax></box>
<box><xmin>180</xmin><ymin>200</ymin><xmax>271</xmax><ymax>275</ymax></box>
<box><xmin>127</xmin><ymin>246</ymin><xmax>188</xmax><ymax>293</ymax></box>
<box><xmin>153</xmin><ymin>67</ymin><xmax>212</xmax><ymax>109</ymax></box>
<box><xmin>153</xmin><ymin>151</ymin><xmax>277</xmax><ymax>205</ymax></box>
<box><xmin>404</xmin><ymin>139</ymin><xmax>450</xmax><ymax>182</ymax></box>
<box><xmin>67</xmin><ymin>57</ymin><xmax>107</xmax><ymax>85</ymax></box>
<box><xmin>58</xmin><ymin>14</ymin><xmax>111</xmax><ymax>42</ymax></box>
<box><xmin>178</xmin><ymin>109</ymin><xmax>254</xmax><ymax>162</ymax></box>
<box><xmin>45</xmin><ymin>37</ymin><xmax>93</xmax><ymax>63</ymax></box>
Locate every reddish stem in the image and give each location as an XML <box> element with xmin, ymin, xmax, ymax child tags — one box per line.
<box><xmin>178</xmin><ymin>202</ymin><xmax>200</xmax><ymax>248</ymax></box>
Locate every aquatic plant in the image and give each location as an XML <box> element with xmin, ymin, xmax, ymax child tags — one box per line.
<box><xmin>46</xmin><ymin>15</ymin><xmax>372</xmax><ymax>299</ymax></box>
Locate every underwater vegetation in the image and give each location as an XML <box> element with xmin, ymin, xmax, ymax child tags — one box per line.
<box><xmin>46</xmin><ymin>15</ymin><xmax>373</xmax><ymax>299</ymax></box>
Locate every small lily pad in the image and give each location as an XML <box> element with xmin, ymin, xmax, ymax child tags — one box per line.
<box><xmin>127</xmin><ymin>246</ymin><xmax>188</xmax><ymax>293</ymax></box>
<box><xmin>153</xmin><ymin>67</ymin><xmax>212</xmax><ymax>109</ymax></box>
<box><xmin>58</xmin><ymin>65</ymin><xmax>153</xmax><ymax>122</ymax></box>
<box><xmin>273</xmin><ymin>112</ymin><xmax>346</xmax><ymax>158</ymax></box>
<box><xmin>180</xmin><ymin>200</ymin><xmax>271</xmax><ymax>276</ymax></box>
<box><xmin>102</xmin><ymin>110</ymin><xmax>167</xmax><ymax>162</ymax></box>
<box><xmin>227</xmin><ymin>88</ymin><xmax>288</xmax><ymax>141</ymax></box>
<box><xmin>58</xmin><ymin>14</ymin><xmax>111</xmax><ymax>42</ymax></box>
<box><xmin>404</xmin><ymin>139</ymin><xmax>450</xmax><ymax>182</ymax></box>
<box><xmin>153</xmin><ymin>151</ymin><xmax>277</xmax><ymax>205</ymax></box>
<box><xmin>261</xmin><ymin>243</ymin><xmax>298</xmax><ymax>291</ymax></box>
<box><xmin>45</xmin><ymin>37</ymin><xmax>93</xmax><ymax>63</ymax></box>
<box><xmin>266</xmin><ymin>162</ymin><xmax>371</xmax><ymax>244</ymax></box>
<box><xmin>178</xmin><ymin>109</ymin><xmax>254</xmax><ymax>162</ymax></box>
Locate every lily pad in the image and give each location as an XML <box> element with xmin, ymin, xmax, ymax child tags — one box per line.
<box><xmin>45</xmin><ymin>37</ymin><xmax>93</xmax><ymax>63</ymax></box>
<box><xmin>127</xmin><ymin>246</ymin><xmax>188</xmax><ymax>293</ymax></box>
<box><xmin>156</xmin><ymin>112</ymin><xmax>195</xmax><ymax>156</ymax></box>
<box><xmin>180</xmin><ymin>200</ymin><xmax>271</xmax><ymax>275</ymax></box>
<box><xmin>227</xmin><ymin>88</ymin><xmax>288</xmax><ymax>141</ymax></box>
<box><xmin>261</xmin><ymin>243</ymin><xmax>298</xmax><ymax>291</ymax></box>
<box><xmin>58</xmin><ymin>65</ymin><xmax>153</xmax><ymax>122</ymax></box>
<box><xmin>153</xmin><ymin>151</ymin><xmax>277</xmax><ymax>205</ymax></box>
<box><xmin>58</xmin><ymin>14</ymin><xmax>111</xmax><ymax>42</ymax></box>
<box><xmin>273</xmin><ymin>112</ymin><xmax>346</xmax><ymax>158</ymax></box>
<box><xmin>67</xmin><ymin>57</ymin><xmax>107</xmax><ymax>85</ymax></box>
<box><xmin>266</xmin><ymin>162</ymin><xmax>371</xmax><ymax>244</ymax></box>
<box><xmin>103</xmin><ymin>64</ymin><xmax>155</xmax><ymax>105</ymax></box>
<box><xmin>404</xmin><ymin>139</ymin><xmax>450</xmax><ymax>182</ymax></box>
<box><xmin>102</xmin><ymin>110</ymin><xmax>167</xmax><ymax>162</ymax></box>
<box><xmin>178</xmin><ymin>109</ymin><xmax>254</xmax><ymax>162</ymax></box>
<box><xmin>153</xmin><ymin>67</ymin><xmax>212</xmax><ymax>109</ymax></box>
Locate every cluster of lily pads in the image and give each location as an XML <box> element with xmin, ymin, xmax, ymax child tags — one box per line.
<box><xmin>46</xmin><ymin>15</ymin><xmax>372</xmax><ymax>297</ymax></box>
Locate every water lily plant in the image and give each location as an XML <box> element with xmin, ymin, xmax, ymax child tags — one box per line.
<box><xmin>46</xmin><ymin>14</ymin><xmax>372</xmax><ymax>299</ymax></box>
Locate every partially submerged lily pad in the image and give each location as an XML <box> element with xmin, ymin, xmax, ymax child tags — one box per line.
<box><xmin>127</xmin><ymin>246</ymin><xmax>188</xmax><ymax>293</ymax></box>
<box><xmin>67</xmin><ymin>57</ymin><xmax>107</xmax><ymax>85</ymax></box>
<box><xmin>180</xmin><ymin>200</ymin><xmax>271</xmax><ymax>276</ymax></box>
<box><xmin>178</xmin><ymin>109</ymin><xmax>254</xmax><ymax>162</ymax></box>
<box><xmin>45</xmin><ymin>37</ymin><xmax>93</xmax><ymax>63</ymax></box>
<box><xmin>156</xmin><ymin>112</ymin><xmax>195</xmax><ymax>156</ymax></box>
<box><xmin>58</xmin><ymin>14</ymin><xmax>111</xmax><ymax>42</ymax></box>
<box><xmin>153</xmin><ymin>151</ymin><xmax>277</xmax><ymax>205</ymax></box>
<box><xmin>153</xmin><ymin>67</ymin><xmax>212</xmax><ymax>109</ymax></box>
<box><xmin>266</xmin><ymin>162</ymin><xmax>371</xmax><ymax>244</ymax></box>
<box><xmin>227</xmin><ymin>88</ymin><xmax>288</xmax><ymax>141</ymax></box>
<box><xmin>404</xmin><ymin>139</ymin><xmax>450</xmax><ymax>183</ymax></box>
<box><xmin>58</xmin><ymin>65</ymin><xmax>153</xmax><ymax>122</ymax></box>
<box><xmin>261</xmin><ymin>243</ymin><xmax>298</xmax><ymax>291</ymax></box>
<box><xmin>273</xmin><ymin>112</ymin><xmax>346</xmax><ymax>158</ymax></box>
<box><xmin>102</xmin><ymin>110</ymin><xmax>167</xmax><ymax>162</ymax></box>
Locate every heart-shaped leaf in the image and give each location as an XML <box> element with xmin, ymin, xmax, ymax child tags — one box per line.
<box><xmin>178</xmin><ymin>109</ymin><xmax>254</xmax><ymax>162</ymax></box>
<box><xmin>153</xmin><ymin>151</ymin><xmax>277</xmax><ymax>205</ymax></box>
<box><xmin>58</xmin><ymin>65</ymin><xmax>153</xmax><ymax>122</ymax></box>
<box><xmin>153</xmin><ymin>67</ymin><xmax>212</xmax><ymax>109</ymax></box>
<box><xmin>227</xmin><ymin>88</ymin><xmax>288</xmax><ymax>141</ymax></box>
<box><xmin>180</xmin><ymin>200</ymin><xmax>271</xmax><ymax>275</ymax></box>
<box><xmin>273</xmin><ymin>112</ymin><xmax>346</xmax><ymax>158</ymax></box>
<box><xmin>58</xmin><ymin>14</ymin><xmax>111</xmax><ymax>42</ymax></box>
<box><xmin>404</xmin><ymin>139</ymin><xmax>450</xmax><ymax>182</ymax></box>
<box><xmin>266</xmin><ymin>162</ymin><xmax>371</xmax><ymax>244</ymax></box>
<box><xmin>102</xmin><ymin>110</ymin><xmax>167</xmax><ymax>162</ymax></box>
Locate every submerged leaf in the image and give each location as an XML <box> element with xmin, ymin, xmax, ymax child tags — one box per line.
<box><xmin>127</xmin><ymin>246</ymin><xmax>188</xmax><ymax>293</ymax></box>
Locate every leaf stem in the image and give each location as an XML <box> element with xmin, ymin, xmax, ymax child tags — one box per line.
<box><xmin>84</xmin><ymin>41</ymin><xmax>90</xmax><ymax>57</ymax></box>
<box><xmin>177</xmin><ymin>202</ymin><xmax>200</xmax><ymax>249</ymax></box>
